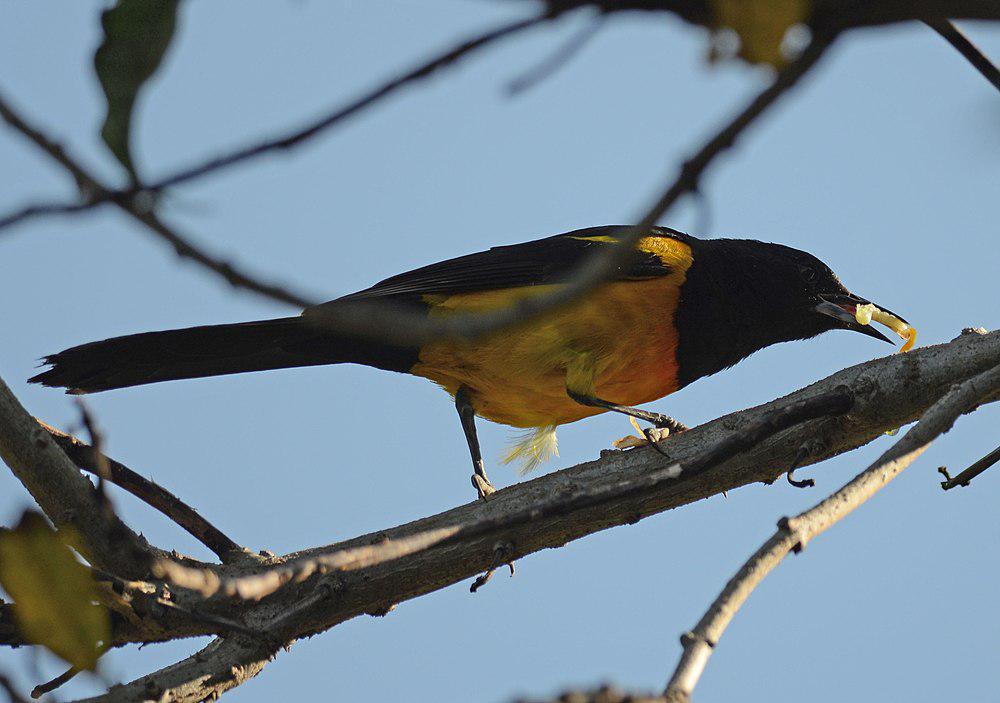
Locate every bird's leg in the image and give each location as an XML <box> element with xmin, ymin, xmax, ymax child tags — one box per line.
<box><xmin>566</xmin><ymin>389</ymin><xmax>690</xmax><ymax>433</ymax></box>
<box><xmin>455</xmin><ymin>385</ymin><xmax>496</xmax><ymax>500</ymax></box>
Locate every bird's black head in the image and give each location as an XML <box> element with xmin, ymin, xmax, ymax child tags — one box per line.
<box><xmin>674</xmin><ymin>236</ymin><xmax>903</xmax><ymax>387</ymax></box>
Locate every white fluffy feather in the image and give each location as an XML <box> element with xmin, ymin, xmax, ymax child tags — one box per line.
<box><xmin>501</xmin><ymin>425</ymin><xmax>559</xmax><ymax>475</ymax></box>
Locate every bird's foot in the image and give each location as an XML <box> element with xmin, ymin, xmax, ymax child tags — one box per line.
<box><xmin>472</xmin><ymin>473</ymin><xmax>497</xmax><ymax>501</ymax></box>
<box><xmin>649</xmin><ymin>413</ymin><xmax>690</xmax><ymax>433</ymax></box>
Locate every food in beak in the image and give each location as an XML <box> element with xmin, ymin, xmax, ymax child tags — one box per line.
<box><xmin>854</xmin><ymin>303</ymin><xmax>917</xmax><ymax>352</ymax></box>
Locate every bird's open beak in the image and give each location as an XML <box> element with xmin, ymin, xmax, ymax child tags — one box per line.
<box><xmin>814</xmin><ymin>292</ymin><xmax>899</xmax><ymax>344</ymax></box>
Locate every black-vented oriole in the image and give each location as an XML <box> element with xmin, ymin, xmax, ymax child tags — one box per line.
<box><xmin>30</xmin><ymin>226</ymin><xmax>905</xmax><ymax>498</ymax></box>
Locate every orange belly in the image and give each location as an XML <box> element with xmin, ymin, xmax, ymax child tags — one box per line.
<box><xmin>410</xmin><ymin>276</ymin><xmax>684</xmax><ymax>428</ymax></box>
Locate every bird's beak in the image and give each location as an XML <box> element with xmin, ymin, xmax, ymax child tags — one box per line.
<box><xmin>814</xmin><ymin>292</ymin><xmax>899</xmax><ymax>344</ymax></box>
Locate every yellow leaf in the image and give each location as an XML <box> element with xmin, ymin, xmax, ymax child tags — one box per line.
<box><xmin>0</xmin><ymin>511</ymin><xmax>109</xmax><ymax>670</ymax></box>
<box><xmin>712</xmin><ymin>0</ymin><xmax>811</xmax><ymax>66</ymax></box>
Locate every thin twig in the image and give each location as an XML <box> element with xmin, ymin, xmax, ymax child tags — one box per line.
<box><xmin>0</xmin><ymin>89</ymin><xmax>314</xmax><ymax>308</ymax></box>
<box><xmin>300</xmin><ymin>30</ymin><xmax>839</xmax><ymax>347</ymax></box>
<box><xmin>39</xmin><ymin>421</ymin><xmax>244</xmax><ymax>561</ymax></box>
<box><xmin>939</xmin><ymin>442</ymin><xmax>1000</xmax><ymax>490</ymax></box>
<box><xmin>31</xmin><ymin>666</ymin><xmax>81</xmax><ymax>699</ymax></box>
<box><xmin>663</xmin><ymin>361</ymin><xmax>1000</xmax><ymax>702</ymax></box>
<box><xmin>0</xmin><ymin>199</ymin><xmax>93</xmax><ymax>231</ymax></box>
<box><xmin>0</xmin><ymin>14</ymin><xmax>549</xmax><ymax>236</ymax></box>
<box><xmin>507</xmin><ymin>14</ymin><xmax>605</xmax><ymax>95</ymax></box>
<box><xmin>925</xmin><ymin>18</ymin><xmax>1000</xmax><ymax>92</ymax></box>
<box><xmin>146</xmin><ymin>15</ymin><xmax>550</xmax><ymax>192</ymax></box>
<box><xmin>2</xmin><ymin>29</ymin><xmax>833</xmax><ymax>341</ymax></box>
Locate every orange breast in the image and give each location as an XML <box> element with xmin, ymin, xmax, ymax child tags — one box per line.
<box><xmin>410</xmin><ymin>239</ymin><xmax>690</xmax><ymax>428</ymax></box>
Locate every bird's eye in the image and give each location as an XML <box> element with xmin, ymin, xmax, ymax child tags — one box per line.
<box><xmin>800</xmin><ymin>266</ymin><xmax>817</xmax><ymax>282</ymax></box>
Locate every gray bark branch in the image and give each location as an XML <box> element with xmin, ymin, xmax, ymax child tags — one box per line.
<box><xmin>42</xmin><ymin>328</ymin><xmax>998</xmax><ymax>702</ymax></box>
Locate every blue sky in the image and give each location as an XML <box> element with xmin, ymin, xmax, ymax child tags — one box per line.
<box><xmin>1</xmin><ymin>2</ymin><xmax>998</xmax><ymax>701</ymax></box>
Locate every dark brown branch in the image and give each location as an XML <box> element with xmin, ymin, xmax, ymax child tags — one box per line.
<box><xmin>662</xmin><ymin>360</ymin><xmax>1000</xmax><ymax>702</ymax></box>
<box><xmin>0</xmin><ymin>14</ymin><xmax>549</xmax><ymax>235</ymax></box>
<box><xmin>300</xmin><ymin>29</ymin><xmax>837</xmax><ymax>348</ymax></box>
<box><xmin>0</xmin><ymin>199</ymin><xmax>93</xmax><ymax>231</ymax></box>
<box><xmin>31</xmin><ymin>666</ymin><xmax>81</xmax><ymax>699</ymax></box>
<box><xmin>2</xmin><ymin>27</ymin><xmax>832</xmax><ymax>340</ymax></box>
<box><xmin>0</xmin><ymin>89</ymin><xmax>315</xmax><ymax>308</ymax></box>
<box><xmin>144</xmin><ymin>15</ymin><xmax>550</xmax><ymax>193</ymax></box>
<box><xmin>39</xmin><ymin>421</ymin><xmax>244</xmax><ymax>561</ymax></box>
<box><xmin>926</xmin><ymin>18</ymin><xmax>1000</xmax><ymax>92</ymax></box>
<box><xmin>507</xmin><ymin>14</ymin><xmax>605</xmax><ymax>95</ymax></box>
<box><xmin>939</xmin><ymin>442</ymin><xmax>1000</xmax><ymax>490</ymax></box>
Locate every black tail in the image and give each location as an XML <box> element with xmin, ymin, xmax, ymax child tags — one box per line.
<box><xmin>29</xmin><ymin>316</ymin><xmax>418</xmax><ymax>393</ymax></box>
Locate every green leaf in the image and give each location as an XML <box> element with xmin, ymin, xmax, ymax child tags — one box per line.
<box><xmin>711</xmin><ymin>0</ymin><xmax>811</xmax><ymax>66</ymax></box>
<box><xmin>0</xmin><ymin>511</ymin><xmax>109</xmax><ymax>671</ymax></box>
<box><xmin>94</xmin><ymin>0</ymin><xmax>180</xmax><ymax>179</ymax></box>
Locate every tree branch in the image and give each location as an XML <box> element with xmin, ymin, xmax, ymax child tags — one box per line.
<box><xmin>71</xmin><ymin>637</ymin><xmax>276</xmax><ymax>703</ymax></box>
<box><xmin>663</xmin><ymin>356</ymin><xmax>1000</xmax><ymax>702</ymax></box>
<box><xmin>299</xmin><ymin>29</ymin><xmax>837</xmax><ymax>348</ymax></box>
<box><xmin>0</xmin><ymin>14</ymin><xmax>549</xmax><ymax>235</ymax></box>
<box><xmin>152</xmin><ymin>387</ymin><xmax>854</xmax><ymax>603</ymax></box>
<box><xmin>925</xmin><ymin>18</ymin><xmax>1000</xmax><ymax>92</ymax></box>
<box><xmin>52</xmin><ymin>329</ymin><xmax>998</xmax><ymax>701</ymax></box>
<box><xmin>0</xmin><ymin>376</ymin><xmax>154</xmax><ymax>578</ymax></box>
<box><xmin>38</xmin><ymin>421</ymin><xmax>245</xmax><ymax>562</ymax></box>
<box><xmin>1</xmin><ymin>28</ymin><xmax>835</xmax><ymax>343</ymax></box>
<box><xmin>0</xmin><ymin>90</ymin><xmax>315</xmax><ymax>308</ymax></box>
<box><xmin>939</xmin><ymin>442</ymin><xmax>1000</xmax><ymax>490</ymax></box>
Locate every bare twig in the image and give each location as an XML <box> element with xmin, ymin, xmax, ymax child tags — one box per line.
<box><xmin>925</xmin><ymin>18</ymin><xmax>1000</xmax><ymax>92</ymax></box>
<box><xmin>301</xmin><ymin>30</ymin><xmax>838</xmax><ymax>347</ymax></box>
<box><xmin>507</xmin><ymin>14</ymin><xmax>605</xmax><ymax>95</ymax></box>
<box><xmin>144</xmin><ymin>15</ymin><xmax>550</xmax><ymax>192</ymax></box>
<box><xmin>31</xmin><ymin>666</ymin><xmax>81</xmax><ymax>699</ymax></box>
<box><xmin>39</xmin><ymin>421</ymin><xmax>244</xmax><ymax>561</ymax></box>
<box><xmin>939</xmin><ymin>442</ymin><xmax>1000</xmax><ymax>490</ymax></box>
<box><xmin>0</xmin><ymin>14</ymin><xmax>549</xmax><ymax>235</ymax></box>
<box><xmin>0</xmin><ymin>89</ymin><xmax>315</xmax><ymax>308</ymax></box>
<box><xmin>2</xmin><ymin>29</ymin><xmax>833</xmax><ymax>344</ymax></box>
<box><xmin>662</xmin><ymin>361</ymin><xmax>1000</xmax><ymax>702</ymax></box>
<box><xmin>0</xmin><ymin>199</ymin><xmax>93</xmax><ymax>231</ymax></box>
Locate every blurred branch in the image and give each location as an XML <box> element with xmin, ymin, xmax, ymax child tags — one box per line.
<box><xmin>507</xmin><ymin>14</ymin><xmax>605</xmax><ymax>95</ymax></box>
<box><xmin>39</xmin><ymin>421</ymin><xmax>245</xmax><ymax>561</ymax></box>
<box><xmin>0</xmin><ymin>14</ymin><xmax>550</xmax><ymax>233</ymax></box>
<box><xmin>0</xmin><ymin>29</ymin><xmax>834</xmax><ymax>344</ymax></box>
<box><xmin>663</xmin><ymin>358</ymin><xmax>1000</xmax><ymax>702</ymax></box>
<box><xmin>31</xmin><ymin>665</ymin><xmax>81</xmax><ymax>699</ymax></box>
<box><xmin>0</xmin><ymin>90</ymin><xmax>314</xmax><ymax>308</ymax></box>
<box><xmin>939</xmin><ymin>442</ymin><xmax>1000</xmax><ymax>490</ymax></box>
<box><xmin>301</xmin><ymin>29</ymin><xmax>837</xmax><ymax>347</ymax></box>
<box><xmin>925</xmin><ymin>19</ymin><xmax>1000</xmax><ymax>92</ymax></box>
<box><xmin>140</xmin><ymin>14</ymin><xmax>551</xmax><ymax>193</ymax></box>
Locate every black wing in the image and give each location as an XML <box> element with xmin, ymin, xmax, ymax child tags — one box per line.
<box><xmin>332</xmin><ymin>226</ymin><xmax>686</xmax><ymax>303</ymax></box>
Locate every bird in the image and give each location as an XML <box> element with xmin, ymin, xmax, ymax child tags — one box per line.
<box><xmin>30</xmin><ymin>225</ymin><xmax>906</xmax><ymax>499</ymax></box>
